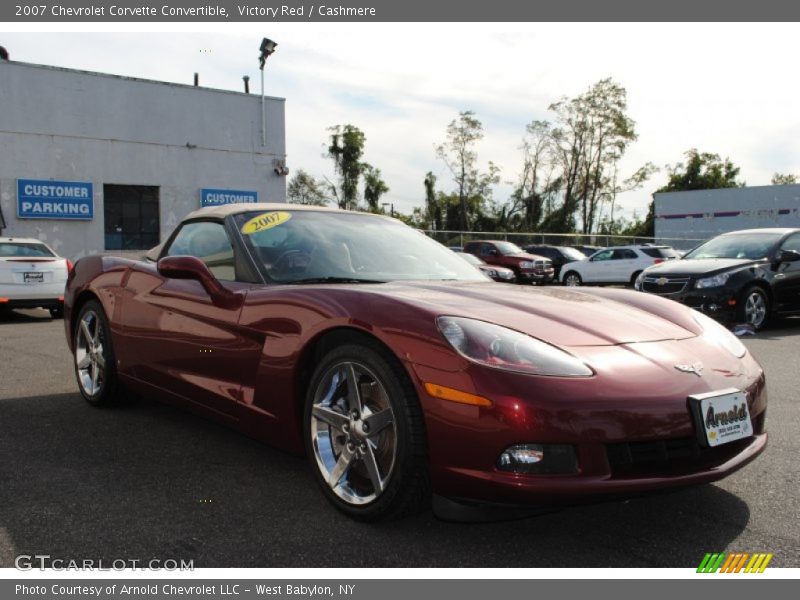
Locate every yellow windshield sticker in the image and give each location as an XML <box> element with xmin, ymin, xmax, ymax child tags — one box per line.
<box><xmin>241</xmin><ymin>211</ymin><xmax>292</xmax><ymax>234</ymax></box>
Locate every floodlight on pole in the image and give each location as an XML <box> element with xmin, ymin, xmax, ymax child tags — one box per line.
<box><xmin>258</xmin><ymin>38</ymin><xmax>278</xmax><ymax>146</ymax></box>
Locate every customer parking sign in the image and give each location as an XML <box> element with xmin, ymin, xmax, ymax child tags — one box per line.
<box><xmin>17</xmin><ymin>179</ymin><xmax>94</xmax><ymax>220</ymax></box>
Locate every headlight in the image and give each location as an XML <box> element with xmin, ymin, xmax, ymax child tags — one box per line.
<box><xmin>693</xmin><ymin>311</ymin><xmax>746</xmax><ymax>358</ymax></box>
<box><xmin>436</xmin><ymin>316</ymin><xmax>593</xmax><ymax>377</ymax></box>
<box><xmin>499</xmin><ymin>271</ymin><xmax>513</xmax><ymax>279</ymax></box>
<box><xmin>695</xmin><ymin>272</ymin><xmax>731</xmax><ymax>289</ymax></box>
<box><xmin>634</xmin><ymin>271</ymin><xmax>645</xmax><ymax>291</ymax></box>
<box><xmin>487</xmin><ymin>269</ymin><xmax>497</xmax><ymax>277</ymax></box>
<box><xmin>519</xmin><ymin>261</ymin><xmax>534</xmax><ymax>269</ymax></box>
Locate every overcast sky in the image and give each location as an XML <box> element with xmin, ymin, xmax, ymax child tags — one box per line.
<box><xmin>2</xmin><ymin>24</ymin><xmax>799</xmax><ymax>224</ymax></box>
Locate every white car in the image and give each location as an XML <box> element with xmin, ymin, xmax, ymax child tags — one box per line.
<box><xmin>0</xmin><ymin>237</ymin><xmax>71</xmax><ymax>317</ymax></box>
<box><xmin>560</xmin><ymin>245</ymin><xmax>678</xmax><ymax>287</ymax></box>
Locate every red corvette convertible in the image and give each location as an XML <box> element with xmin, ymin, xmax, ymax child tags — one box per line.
<box><xmin>64</xmin><ymin>204</ymin><xmax>767</xmax><ymax>520</ymax></box>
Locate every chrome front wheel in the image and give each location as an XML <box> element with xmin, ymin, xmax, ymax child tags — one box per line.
<box><xmin>310</xmin><ymin>361</ymin><xmax>397</xmax><ymax>506</ymax></box>
<box><xmin>73</xmin><ymin>300</ymin><xmax>121</xmax><ymax>406</ymax></box>
<box><xmin>75</xmin><ymin>310</ymin><xmax>106</xmax><ymax>397</ymax></box>
<box><xmin>304</xmin><ymin>339</ymin><xmax>429</xmax><ymax>520</ymax></box>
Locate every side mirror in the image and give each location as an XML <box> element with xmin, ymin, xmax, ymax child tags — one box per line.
<box><xmin>778</xmin><ymin>249</ymin><xmax>800</xmax><ymax>263</ymax></box>
<box><xmin>157</xmin><ymin>256</ymin><xmax>242</xmax><ymax>309</ymax></box>
<box><xmin>488</xmin><ymin>248</ymin><xmax>498</xmax><ymax>256</ymax></box>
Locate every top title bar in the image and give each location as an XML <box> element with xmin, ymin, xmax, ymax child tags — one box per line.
<box><xmin>3</xmin><ymin>0</ymin><xmax>800</xmax><ymax>22</ymax></box>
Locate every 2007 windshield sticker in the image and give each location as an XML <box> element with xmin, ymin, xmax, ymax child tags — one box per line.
<box><xmin>241</xmin><ymin>211</ymin><xmax>292</xmax><ymax>234</ymax></box>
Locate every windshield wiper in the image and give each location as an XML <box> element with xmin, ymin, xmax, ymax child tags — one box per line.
<box><xmin>285</xmin><ymin>276</ymin><xmax>386</xmax><ymax>285</ymax></box>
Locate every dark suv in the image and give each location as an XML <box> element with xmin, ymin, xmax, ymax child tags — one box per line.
<box><xmin>463</xmin><ymin>240</ymin><xmax>554</xmax><ymax>284</ymax></box>
<box><xmin>525</xmin><ymin>245</ymin><xmax>588</xmax><ymax>281</ymax></box>
<box><xmin>635</xmin><ymin>228</ymin><xmax>800</xmax><ymax>330</ymax></box>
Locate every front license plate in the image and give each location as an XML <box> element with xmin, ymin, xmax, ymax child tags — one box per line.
<box><xmin>23</xmin><ymin>272</ymin><xmax>44</xmax><ymax>283</ymax></box>
<box><xmin>690</xmin><ymin>389</ymin><xmax>752</xmax><ymax>447</ymax></box>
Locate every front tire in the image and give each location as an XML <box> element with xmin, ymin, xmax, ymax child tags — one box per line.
<box><xmin>73</xmin><ymin>300</ymin><xmax>123</xmax><ymax>406</ymax></box>
<box><xmin>563</xmin><ymin>271</ymin><xmax>582</xmax><ymax>287</ymax></box>
<box><xmin>738</xmin><ymin>286</ymin><xmax>770</xmax><ymax>330</ymax></box>
<box><xmin>304</xmin><ymin>339</ymin><xmax>429</xmax><ymax>521</ymax></box>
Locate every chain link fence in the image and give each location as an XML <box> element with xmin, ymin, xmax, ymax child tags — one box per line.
<box><xmin>421</xmin><ymin>230</ymin><xmax>708</xmax><ymax>251</ymax></box>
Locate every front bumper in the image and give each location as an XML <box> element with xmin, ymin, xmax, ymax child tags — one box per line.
<box><xmin>641</xmin><ymin>284</ymin><xmax>738</xmax><ymax>322</ymax></box>
<box><xmin>410</xmin><ymin>336</ymin><xmax>767</xmax><ymax>506</ymax></box>
<box><xmin>518</xmin><ymin>270</ymin><xmax>555</xmax><ymax>284</ymax></box>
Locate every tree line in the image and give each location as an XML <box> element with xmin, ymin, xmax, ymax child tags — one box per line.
<box><xmin>288</xmin><ymin>77</ymin><xmax>790</xmax><ymax>237</ymax></box>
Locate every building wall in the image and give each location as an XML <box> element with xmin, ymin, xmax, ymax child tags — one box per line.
<box><xmin>0</xmin><ymin>60</ymin><xmax>286</xmax><ymax>259</ymax></box>
<box><xmin>654</xmin><ymin>185</ymin><xmax>800</xmax><ymax>248</ymax></box>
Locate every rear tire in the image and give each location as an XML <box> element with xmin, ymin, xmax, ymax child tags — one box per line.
<box><xmin>73</xmin><ymin>300</ymin><xmax>123</xmax><ymax>406</ymax></box>
<box><xmin>304</xmin><ymin>338</ymin><xmax>429</xmax><ymax>521</ymax></box>
<box><xmin>563</xmin><ymin>271</ymin><xmax>582</xmax><ymax>287</ymax></box>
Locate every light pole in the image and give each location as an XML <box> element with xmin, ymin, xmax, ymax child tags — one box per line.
<box><xmin>258</xmin><ymin>38</ymin><xmax>278</xmax><ymax>147</ymax></box>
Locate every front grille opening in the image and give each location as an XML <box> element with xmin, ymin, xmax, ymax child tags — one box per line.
<box><xmin>606</xmin><ymin>436</ymin><xmax>750</xmax><ymax>476</ymax></box>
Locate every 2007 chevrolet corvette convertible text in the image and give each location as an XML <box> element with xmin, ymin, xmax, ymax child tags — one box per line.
<box><xmin>64</xmin><ymin>203</ymin><xmax>767</xmax><ymax>520</ymax></box>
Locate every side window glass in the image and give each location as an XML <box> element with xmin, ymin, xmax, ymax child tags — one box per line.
<box><xmin>780</xmin><ymin>234</ymin><xmax>800</xmax><ymax>253</ymax></box>
<box><xmin>592</xmin><ymin>250</ymin><xmax>613</xmax><ymax>262</ymax></box>
<box><xmin>166</xmin><ymin>221</ymin><xmax>236</xmax><ymax>281</ymax></box>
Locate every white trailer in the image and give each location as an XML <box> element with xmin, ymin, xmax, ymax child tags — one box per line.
<box><xmin>654</xmin><ymin>184</ymin><xmax>800</xmax><ymax>249</ymax></box>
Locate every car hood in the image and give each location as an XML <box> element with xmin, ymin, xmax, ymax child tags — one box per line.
<box><xmin>645</xmin><ymin>257</ymin><xmax>761</xmax><ymax>277</ymax></box>
<box><xmin>507</xmin><ymin>252</ymin><xmax>546</xmax><ymax>262</ymax></box>
<box><xmin>368</xmin><ymin>281</ymin><xmax>696</xmax><ymax>346</ymax></box>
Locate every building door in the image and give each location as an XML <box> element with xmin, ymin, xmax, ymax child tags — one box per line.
<box><xmin>103</xmin><ymin>184</ymin><xmax>160</xmax><ymax>251</ymax></box>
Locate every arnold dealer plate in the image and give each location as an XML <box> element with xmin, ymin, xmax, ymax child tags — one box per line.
<box><xmin>23</xmin><ymin>272</ymin><xmax>44</xmax><ymax>284</ymax></box>
<box><xmin>689</xmin><ymin>388</ymin><xmax>752</xmax><ymax>447</ymax></box>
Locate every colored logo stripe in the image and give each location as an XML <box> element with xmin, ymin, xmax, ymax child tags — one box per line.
<box><xmin>697</xmin><ymin>552</ymin><xmax>773</xmax><ymax>573</ymax></box>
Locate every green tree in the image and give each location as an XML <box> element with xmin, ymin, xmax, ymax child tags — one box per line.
<box><xmin>636</xmin><ymin>149</ymin><xmax>746</xmax><ymax>237</ymax></box>
<box><xmin>548</xmin><ymin>78</ymin><xmax>640</xmax><ymax>234</ymax></box>
<box><xmin>436</xmin><ymin>111</ymin><xmax>499</xmax><ymax>231</ymax></box>
<box><xmin>362</xmin><ymin>164</ymin><xmax>389</xmax><ymax>213</ymax></box>
<box><xmin>327</xmin><ymin>124</ymin><xmax>366</xmax><ymax>210</ymax></box>
<box><xmin>286</xmin><ymin>169</ymin><xmax>330</xmax><ymax>206</ymax></box>
<box><xmin>423</xmin><ymin>171</ymin><xmax>442</xmax><ymax>230</ymax></box>
<box><xmin>658</xmin><ymin>149</ymin><xmax>744</xmax><ymax>192</ymax></box>
<box><xmin>771</xmin><ymin>173</ymin><xmax>798</xmax><ymax>185</ymax></box>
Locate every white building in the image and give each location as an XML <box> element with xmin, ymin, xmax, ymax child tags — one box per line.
<box><xmin>655</xmin><ymin>185</ymin><xmax>800</xmax><ymax>248</ymax></box>
<box><xmin>0</xmin><ymin>60</ymin><xmax>287</xmax><ymax>259</ymax></box>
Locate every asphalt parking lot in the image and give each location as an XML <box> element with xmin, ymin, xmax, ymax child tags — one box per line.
<box><xmin>0</xmin><ymin>308</ymin><xmax>798</xmax><ymax>568</ymax></box>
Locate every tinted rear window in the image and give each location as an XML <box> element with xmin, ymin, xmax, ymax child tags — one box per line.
<box><xmin>640</xmin><ymin>247</ymin><xmax>678</xmax><ymax>258</ymax></box>
<box><xmin>0</xmin><ymin>243</ymin><xmax>55</xmax><ymax>257</ymax></box>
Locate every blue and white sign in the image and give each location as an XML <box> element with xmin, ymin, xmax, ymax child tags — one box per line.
<box><xmin>201</xmin><ymin>188</ymin><xmax>258</xmax><ymax>207</ymax></box>
<box><xmin>17</xmin><ymin>179</ymin><xmax>94</xmax><ymax>220</ymax></box>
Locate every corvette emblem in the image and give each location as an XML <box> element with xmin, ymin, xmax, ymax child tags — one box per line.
<box><xmin>675</xmin><ymin>362</ymin><xmax>704</xmax><ymax>376</ymax></box>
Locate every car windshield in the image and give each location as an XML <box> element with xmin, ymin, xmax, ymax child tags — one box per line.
<box><xmin>0</xmin><ymin>242</ymin><xmax>55</xmax><ymax>257</ymax></box>
<box><xmin>683</xmin><ymin>233</ymin><xmax>781</xmax><ymax>260</ymax></box>
<box><xmin>558</xmin><ymin>247</ymin><xmax>586</xmax><ymax>261</ymax></box>
<box><xmin>494</xmin><ymin>242</ymin><xmax>524</xmax><ymax>255</ymax></box>
<box><xmin>456</xmin><ymin>252</ymin><xmax>483</xmax><ymax>266</ymax></box>
<box><xmin>233</xmin><ymin>210</ymin><xmax>487</xmax><ymax>283</ymax></box>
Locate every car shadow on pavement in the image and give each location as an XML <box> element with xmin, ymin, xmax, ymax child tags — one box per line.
<box><xmin>0</xmin><ymin>308</ymin><xmax>56</xmax><ymax>325</ymax></box>
<box><xmin>0</xmin><ymin>391</ymin><xmax>752</xmax><ymax>569</ymax></box>
<box><xmin>752</xmin><ymin>315</ymin><xmax>800</xmax><ymax>340</ymax></box>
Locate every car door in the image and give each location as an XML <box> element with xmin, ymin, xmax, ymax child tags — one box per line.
<box><xmin>585</xmin><ymin>249</ymin><xmax>614</xmax><ymax>282</ymax></box>
<box><xmin>610</xmin><ymin>248</ymin><xmax>639</xmax><ymax>282</ymax></box>
<box><xmin>117</xmin><ymin>219</ymin><xmax>262</xmax><ymax>419</ymax></box>
<box><xmin>479</xmin><ymin>242</ymin><xmax>500</xmax><ymax>266</ymax></box>
<box><xmin>772</xmin><ymin>233</ymin><xmax>800</xmax><ymax>313</ymax></box>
